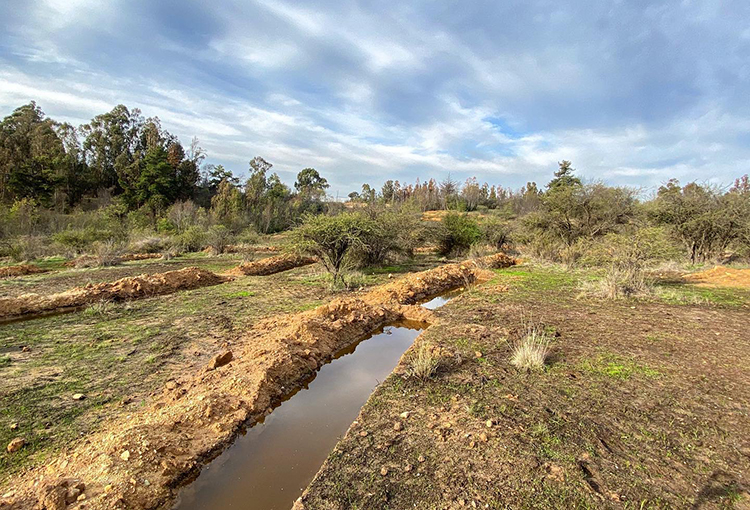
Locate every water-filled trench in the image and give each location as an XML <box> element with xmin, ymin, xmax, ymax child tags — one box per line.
<box><xmin>173</xmin><ymin>291</ymin><xmax>458</xmax><ymax>510</ymax></box>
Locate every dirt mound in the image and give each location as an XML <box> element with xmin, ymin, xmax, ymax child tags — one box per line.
<box><xmin>684</xmin><ymin>266</ymin><xmax>750</xmax><ymax>288</ymax></box>
<box><xmin>227</xmin><ymin>255</ymin><xmax>317</xmax><ymax>276</ymax></box>
<box><xmin>0</xmin><ymin>267</ymin><xmax>229</xmax><ymax>320</ymax></box>
<box><xmin>2</xmin><ymin>254</ymin><xmax>515</xmax><ymax>509</ymax></box>
<box><xmin>0</xmin><ymin>264</ymin><xmax>48</xmax><ymax>279</ymax></box>
<box><xmin>64</xmin><ymin>253</ymin><xmax>163</xmax><ymax>268</ymax></box>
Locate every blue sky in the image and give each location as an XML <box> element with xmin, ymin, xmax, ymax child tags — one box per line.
<box><xmin>1</xmin><ymin>0</ymin><xmax>749</xmax><ymax>196</ymax></box>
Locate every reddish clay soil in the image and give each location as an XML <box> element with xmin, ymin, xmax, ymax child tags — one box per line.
<box><xmin>227</xmin><ymin>254</ymin><xmax>317</xmax><ymax>276</ymax></box>
<box><xmin>0</xmin><ymin>265</ymin><xmax>47</xmax><ymax>279</ymax></box>
<box><xmin>0</xmin><ymin>267</ymin><xmax>229</xmax><ymax>320</ymax></box>
<box><xmin>64</xmin><ymin>253</ymin><xmax>163</xmax><ymax>268</ymax></box>
<box><xmin>0</xmin><ymin>254</ymin><xmax>515</xmax><ymax>510</ymax></box>
<box><xmin>685</xmin><ymin>265</ymin><xmax>750</xmax><ymax>288</ymax></box>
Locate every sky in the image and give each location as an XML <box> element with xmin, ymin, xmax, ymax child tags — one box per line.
<box><xmin>1</xmin><ymin>0</ymin><xmax>749</xmax><ymax>196</ymax></box>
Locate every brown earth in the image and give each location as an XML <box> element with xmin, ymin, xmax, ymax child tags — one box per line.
<box><xmin>64</xmin><ymin>254</ymin><xmax>163</xmax><ymax>268</ymax></box>
<box><xmin>684</xmin><ymin>265</ymin><xmax>750</xmax><ymax>288</ymax></box>
<box><xmin>0</xmin><ymin>254</ymin><xmax>515</xmax><ymax>510</ymax></box>
<box><xmin>296</xmin><ymin>265</ymin><xmax>750</xmax><ymax>509</ymax></box>
<box><xmin>0</xmin><ymin>266</ymin><xmax>47</xmax><ymax>279</ymax></box>
<box><xmin>0</xmin><ymin>267</ymin><xmax>229</xmax><ymax>320</ymax></box>
<box><xmin>227</xmin><ymin>254</ymin><xmax>317</xmax><ymax>276</ymax></box>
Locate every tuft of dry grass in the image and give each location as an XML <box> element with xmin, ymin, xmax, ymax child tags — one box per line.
<box><xmin>510</xmin><ymin>324</ymin><xmax>550</xmax><ymax>370</ymax></box>
<box><xmin>406</xmin><ymin>342</ymin><xmax>441</xmax><ymax>381</ymax></box>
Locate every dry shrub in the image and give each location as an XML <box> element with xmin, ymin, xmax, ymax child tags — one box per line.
<box><xmin>510</xmin><ymin>324</ymin><xmax>550</xmax><ymax>371</ymax></box>
<box><xmin>129</xmin><ymin>234</ymin><xmax>170</xmax><ymax>254</ymax></box>
<box><xmin>407</xmin><ymin>342</ymin><xmax>441</xmax><ymax>381</ymax></box>
<box><xmin>93</xmin><ymin>240</ymin><xmax>124</xmax><ymax>267</ymax></box>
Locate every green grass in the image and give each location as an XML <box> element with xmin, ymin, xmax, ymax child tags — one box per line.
<box><xmin>655</xmin><ymin>283</ymin><xmax>750</xmax><ymax>307</ymax></box>
<box><xmin>579</xmin><ymin>353</ymin><xmax>661</xmax><ymax>380</ymax></box>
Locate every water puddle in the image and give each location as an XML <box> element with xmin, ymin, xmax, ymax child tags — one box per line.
<box><xmin>174</xmin><ymin>291</ymin><xmax>459</xmax><ymax>510</ymax></box>
<box><xmin>420</xmin><ymin>287</ymin><xmax>463</xmax><ymax>310</ymax></box>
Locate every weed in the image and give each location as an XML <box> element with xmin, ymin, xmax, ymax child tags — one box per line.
<box><xmin>82</xmin><ymin>300</ymin><xmax>114</xmax><ymax>318</ymax></box>
<box><xmin>407</xmin><ymin>342</ymin><xmax>441</xmax><ymax>381</ymax></box>
<box><xmin>510</xmin><ymin>324</ymin><xmax>551</xmax><ymax>371</ymax></box>
<box><xmin>580</xmin><ymin>354</ymin><xmax>660</xmax><ymax>380</ymax></box>
<box><xmin>0</xmin><ymin>355</ymin><xmax>10</xmax><ymax>367</ymax></box>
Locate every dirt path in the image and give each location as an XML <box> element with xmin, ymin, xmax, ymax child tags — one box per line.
<box><xmin>0</xmin><ymin>254</ymin><xmax>514</xmax><ymax>509</ymax></box>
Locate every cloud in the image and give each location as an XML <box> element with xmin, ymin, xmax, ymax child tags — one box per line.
<box><xmin>1</xmin><ymin>0</ymin><xmax>749</xmax><ymax>195</ymax></box>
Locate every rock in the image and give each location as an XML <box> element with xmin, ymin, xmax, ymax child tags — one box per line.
<box><xmin>380</xmin><ymin>466</ymin><xmax>388</xmax><ymax>476</ymax></box>
<box><xmin>418</xmin><ymin>455</ymin><xmax>426</xmax><ymax>463</ymax></box>
<box><xmin>469</xmin><ymin>441</ymin><xmax>476</xmax><ymax>448</ymax></box>
<box><xmin>120</xmin><ymin>450</ymin><xmax>131</xmax><ymax>461</ymax></box>
<box><xmin>404</xmin><ymin>463</ymin><xmax>413</xmax><ymax>472</ymax></box>
<box><xmin>72</xmin><ymin>393</ymin><xmax>86</xmax><ymax>400</ymax></box>
<box><xmin>9</xmin><ymin>422</ymin><xmax>18</xmax><ymax>430</ymax></box>
<box><xmin>399</xmin><ymin>411</ymin><xmax>410</xmax><ymax>419</ymax></box>
<box><xmin>393</xmin><ymin>422</ymin><xmax>403</xmax><ymax>432</ymax></box>
<box><xmin>165</xmin><ymin>381</ymin><xmax>177</xmax><ymax>390</ymax></box>
<box><xmin>6</xmin><ymin>437</ymin><xmax>25</xmax><ymax>453</ymax></box>
<box><xmin>485</xmin><ymin>419</ymin><xmax>493</xmax><ymax>428</ymax></box>
<box><xmin>388</xmin><ymin>274</ymin><xmax>394</xmax><ymax>279</ymax></box>
<box><xmin>21</xmin><ymin>346</ymin><xmax>31</xmax><ymax>353</ymax></box>
<box><xmin>474</xmin><ymin>351</ymin><xmax>483</xmax><ymax>358</ymax></box>
<box><xmin>479</xmin><ymin>433</ymin><xmax>488</xmax><ymax>442</ymax></box>
<box><xmin>359</xmin><ymin>430</ymin><xmax>368</xmax><ymax>437</ymax></box>
<box><xmin>65</xmin><ymin>487</ymin><xmax>81</xmax><ymax>504</ymax></box>
<box><xmin>38</xmin><ymin>485</ymin><xmax>66</xmax><ymax>510</ymax></box>
<box><xmin>208</xmin><ymin>350</ymin><xmax>233</xmax><ymax>370</ymax></box>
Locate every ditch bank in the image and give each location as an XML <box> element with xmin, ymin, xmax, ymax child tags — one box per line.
<box><xmin>0</xmin><ymin>265</ymin><xmax>48</xmax><ymax>279</ymax></box>
<box><xmin>1</xmin><ymin>254</ymin><xmax>515</xmax><ymax>510</ymax></box>
<box><xmin>0</xmin><ymin>267</ymin><xmax>229</xmax><ymax>321</ymax></box>
<box><xmin>227</xmin><ymin>254</ymin><xmax>317</xmax><ymax>276</ymax></box>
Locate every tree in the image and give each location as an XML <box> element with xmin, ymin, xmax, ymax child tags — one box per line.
<box><xmin>294</xmin><ymin>168</ymin><xmax>329</xmax><ymax>200</ymax></box>
<box><xmin>134</xmin><ymin>146</ymin><xmax>177</xmax><ymax>217</ymax></box>
<box><xmin>547</xmin><ymin>160</ymin><xmax>582</xmax><ymax>191</ymax></box>
<box><xmin>292</xmin><ymin>213</ymin><xmax>376</xmax><ymax>287</ymax></box>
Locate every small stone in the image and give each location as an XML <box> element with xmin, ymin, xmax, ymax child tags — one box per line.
<box><xmin>418</xmin><ymin>455</ymin><xmax>426</xmax><ymax>463</ymax></box>
<box><xmin>120</xmin><ymin>450</ymin><xmax>130</xmax><ymax>461</ymax></box>
<box><xmin>6</xmin><ymin>437</ymin><xmax>25</xmax><ymax>453</ymax></box>
<box><xmin>479</xmin><ymin>433</ymin><xmax>488</xmax><ymax>442</ymax></box>
<box><xmin>393</xmin><ymin>422</ymin><xmax>403</xmax><ymax>432</ymax></box>
<box><xmin>388</xmin><ymin>273</ymin><xmax>394</xmax><ymax>279</ymax></box>
<box><xmin>77</xmin><ymin>494</ymin><xmax>87</xmax><ymax>501</ymax></box>
<box><xmin>474</xmin><ymin>351</ymin><xmax>483</xmax><ymax>358</ymax></box>
<box><xmin>359</xmin><ymin>430</ymin><xmax>368</xmax><ymax>437</ymax></box>
<box><xmin>9</xmin><ymin>422</ymin><xmax>18</xmax><ymax>430</ymax></box>
<box><xmin>404</xmin><ymin>463</ymin><xmax>413</xmax><ymax>472</ymax></box>
<box><xmin>485</xmin><ymin>419</ymin><xmax>493</xmax><ymax>428</ymax></box>
<box><xmin>208</xmin><ymin>351</ymin><xmax>233</xmax><ymax>370</ymax></box>
<box><xmin>165</xmin><ymin>381</ymin><xmax>177</xmax><ymax>390</ymax></box>
<box><xmin>399</xmin><ymin>411</ymin><xmax>410</xmax><ymax>419</ymax></box>
<box><xmin>104</xmin><ymin>485</ymin><xmax>113</xmax><ymax>493</ymax></box>
<box><xmin>65</xmin><ymin>487</ymin><xmax>81</xmax><ymax>504</ymax></box>
<box><xmin>72</xmin><ymin>393</ymin><xmax>85</xmax><ymax>401</ymax></box>
<box><xmin>380</xmin><ymin>467</ymin><xmax>388</xmax><ymax>476</ymax></box>
<box><xmin>442</xmin><ymin>422</ymin><xmax>452</xmax><ymax>429</ymax></box>
<box><xmin>469</xmin><ymin>441</ymin><xmax>476</xmax><ymax>448</ymax></box>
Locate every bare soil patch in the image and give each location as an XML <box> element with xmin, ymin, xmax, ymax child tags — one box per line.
<box><xmin>227</xmin><ymin>254</ymin><xmax>317</xmax><ymax>276</ymax></box>
<box><xmin>0</xmin><ymin>266</ymin><xmax>47</xmax><ymax>279</ymax></box>
<box><xmin>297</xmin><ymin>265</ymin><xmax>750</xmax><ymax>509</ymax></box>
<box><xmin>0</xmin><ymin>267</ymin><xmax>229</xmax><ymax>320</ymax></box>
<box><xmin>0</xmin><ymin>254</ymin><xmax>515</xmax><ymax>509</ymax></box>
<box><xmin>684</xmin><ymin>265</ymin><xmax>750</xmax><ymax>289</ymax></box>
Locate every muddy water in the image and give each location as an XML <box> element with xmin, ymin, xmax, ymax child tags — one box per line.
<box><xmin>174</xmin><ymin>293</ymin><xmax>458</xmax><ymax>510</ymax></box>
<box><xmin>421</xmin><ymin>287</ymin><xmax>463</xmax><ymax>310</ymax></box>
<box><xmin>174</xmin><ymin>323</ymin><xmax>423</xmax><ymax>510</ymax></box>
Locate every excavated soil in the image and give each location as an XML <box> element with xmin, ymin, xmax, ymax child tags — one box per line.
<box><xmin>0</xmin><ymin>267</ymin><xmax>229</xmax><ymax>320</ymax></box>
<box><xmin>684</xmin><ymin>265</ymin><xmax>750</xmax><ymax>288</ymax></box>
<box><xmin>0</xmin><ymin>265</ymin><xmax>47</xmax><ymax>279</ymax></box>
<box><xmin>0</xmin><ymin>254</ymin><xmax>515</xmax><ymax>510</ymax></box>
<box><xmin>227</xmin><ymin>254</ymin><xmax>317</xmax><ymax>276</ymax></box>
<box><xmin>64</xmin><ymin>253</ymin><xmax>163</xmax><ymax>268</ymax></box>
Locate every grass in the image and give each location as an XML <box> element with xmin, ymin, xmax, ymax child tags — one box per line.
<box><xmin>406</xmin><ymin>342</ymin><xmax>441</xmax><ymax>381</ymax></box>
<box><xmin>510</xmin><ymin>324</ymin><xmax>551</xmax><ymax>371</ymax></box>
<box><xmin>579</xmin><ymin>353</ymin><xmax>661</xmax><ymax>380</ymax></box>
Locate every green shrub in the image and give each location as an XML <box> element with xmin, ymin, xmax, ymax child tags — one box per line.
<box><xmin>481</xmin><ymin>216</ymin><xmax>513</xmax><ymax>251</ymax></box>
<box><xmin>436</xmin><ymin>213</ymin><xmax>482</xmax><ymax>255</ymax></box>
<box><xmin>205</xmin><ymin>225</ymin><xmax>234</xmax><ymax>255</ymax></box>
<box><xmin>174</xmin><ymin>225</ymin><xmax>207</xmax><ymax>253</ymax></box>
<box><xmin>52</xmin><ymin>227</ymin><xmax>115</xmax><ymax>255</ymax></box>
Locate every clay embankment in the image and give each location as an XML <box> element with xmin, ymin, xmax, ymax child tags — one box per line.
<box><xmin>0</xmin><ymin>265</ymin><xmax>48</xmax><ymax>279</ymax></box>
<box><xmin>684</xmin><ymin>265</ymin><xmax>750</xmax><ymax>289</ymax></box>
<box><xmin>227</xmin><ymin>254</ymin><xmax>317</xmax><ymax>276</ymax></box>
<box><xmin>0</xmin><ymin>267</ymin><xmax>229</xmax><ymax>320</ymax></box>
<box><xmin>2</xmin><ymin>254</ymin><xmax>515</xmax><ymax>510</ymax></box>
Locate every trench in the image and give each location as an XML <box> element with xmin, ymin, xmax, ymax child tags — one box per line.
<box><xmin>172</xmin><ymin>291</ymin><xmax>460</xmax><ymax>510</ymax></box>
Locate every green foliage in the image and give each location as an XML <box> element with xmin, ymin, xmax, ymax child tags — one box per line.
<box><xmin>481</xmin><ymin>216</ymin><xmax>513</xmax><ymax>250</ymax></box>
<box><xmin>292</xmin><ymin>212</ymin><xmax>377</xmax><ymax>286</ymax></box>
<box><xmin>174</xmin><ymin>225</ymin><xmax>207</xmax><ymax>253</ymax></box>
<box><xmin>205</xmin><ymin>225</ymin><xmax>234</xmax><ymax>255</ymax></box>
<box><xmin>52</xmin><ymin>227</ymin><xmax>117</xmax><ymax>255</ymax></box>
<box><xmin>436</xmin><ymin>213</ymin><xmax>482</xmax><ymax>255</ymax></box>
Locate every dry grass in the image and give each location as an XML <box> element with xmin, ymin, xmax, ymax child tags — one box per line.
<box><xmin>510</xmin><ymin>324</ymin><xmax>550</xmax><ymax>370</ymax></box>
<box><xmin>406</xmin><ymin>342</ymin><xmax>441</xmax><ymax>381</ymax></box>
